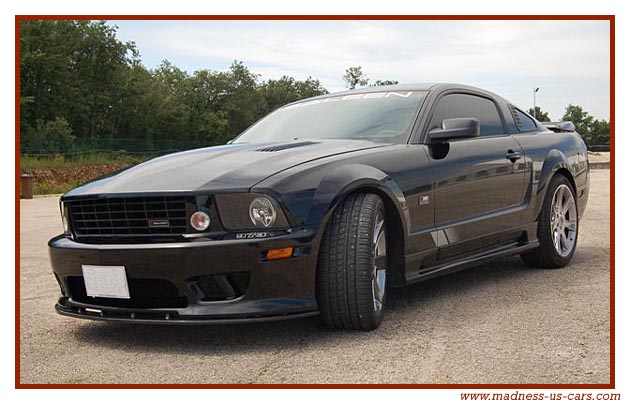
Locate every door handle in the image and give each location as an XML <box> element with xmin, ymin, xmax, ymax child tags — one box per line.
<box><xmin>505</xmin><ymin>150</ymin><xmax>522</xmax><ymax>163</ymax></box>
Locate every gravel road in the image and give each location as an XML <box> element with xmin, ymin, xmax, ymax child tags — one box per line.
<box><xmin>19</xmin><ymin>170</ymin><xmax>610</xmax><ymax>384</ymax></box>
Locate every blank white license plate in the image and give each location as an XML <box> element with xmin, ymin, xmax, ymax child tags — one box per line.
<box><xmin>81</xmin><ymin>265</ymin><xmax>130</xmax><ymax>299</ymax></box>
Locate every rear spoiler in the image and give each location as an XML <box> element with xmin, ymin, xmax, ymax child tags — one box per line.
<box><xmin>542</xmin><ymin>121</ymin><xmax>576</xmax><ymax>133</ymax></box>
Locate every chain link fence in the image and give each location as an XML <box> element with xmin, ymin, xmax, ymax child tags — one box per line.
<box><xmin>19</xmin><ymin>138</ymin><xmax>216</xmax><ymax>159</ymax></box>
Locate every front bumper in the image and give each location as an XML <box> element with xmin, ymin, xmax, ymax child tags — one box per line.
<box><xmin>49</xmin><ymin>229</ymin><xmax>320</xmax><ymax>323</ymax></box>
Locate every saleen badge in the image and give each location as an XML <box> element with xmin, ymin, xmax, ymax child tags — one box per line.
<box><xmin>148</xmin><ymin>219</ymin><xmax>170</xmax><ymax>228</ymax></box>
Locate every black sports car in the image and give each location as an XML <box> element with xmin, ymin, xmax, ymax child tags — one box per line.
<box><xmin>49</xmin><ymin>84</ymin><xmax>590</xmax><ymax>330</ymax></box>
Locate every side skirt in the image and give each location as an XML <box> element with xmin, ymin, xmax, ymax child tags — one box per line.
<box><xmin>403</xmin><ymin>240</ymin><xmax>539</xmax><ymax>285</ymax></box>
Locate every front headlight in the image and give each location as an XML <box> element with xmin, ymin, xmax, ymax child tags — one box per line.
<box><xmin>215</xmin><ymin>193</ymin><xmax>290</xmax><ymax>230</ymax></box>
<box><xmin>249</xmin><ymin>197</ymin><xmax>277</xmax><ymax>227</ymax></box>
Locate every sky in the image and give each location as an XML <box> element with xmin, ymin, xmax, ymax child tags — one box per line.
<box><xmin>109</xmin><ymin>19</ymin><xmax>611</xmax><ymax>121</ymax></box>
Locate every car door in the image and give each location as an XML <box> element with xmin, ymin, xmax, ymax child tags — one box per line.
<box><xmin>424</xmin><ymin>92</ymin><xmax>527</xmax><ymax>260</ymax></box>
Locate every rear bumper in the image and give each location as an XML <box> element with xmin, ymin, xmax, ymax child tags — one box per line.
<box><xmin>49</xmin><ymin>229</ymin><xmax>320</xmax><ymax>323</ymax></box>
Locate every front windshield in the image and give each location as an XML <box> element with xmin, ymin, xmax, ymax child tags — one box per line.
<box><xmin>233</xmin><ymin>91</ymin><xmax>426</xmax><ymax>144</ymax></box>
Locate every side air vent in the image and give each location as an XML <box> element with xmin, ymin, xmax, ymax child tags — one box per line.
<box><xmin>255</xmin><ymin>141</ymin><xmax>317</xmax><ymax>152</ymax></box>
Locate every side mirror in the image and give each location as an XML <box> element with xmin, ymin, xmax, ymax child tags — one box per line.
<box><xmin>428</xmin><ymin>118</ymin><xmax>480</xmax><ymax>141</ymax></box>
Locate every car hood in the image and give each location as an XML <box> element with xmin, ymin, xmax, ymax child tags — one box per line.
<box><xmin>64</xmin><ymin>139</ymin><xmax>391</xmax><ymax>196</ymax></box>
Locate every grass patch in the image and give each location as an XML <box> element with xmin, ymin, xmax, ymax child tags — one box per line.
<box><xmin>33</xmin><ymin>180</ymin><xmax>83</xmax><ymax>196</ymax></box>
<box><xmin>19</xmin><ymin>153</ymin><xmax>153</xmax><ymax>196</ymax></box>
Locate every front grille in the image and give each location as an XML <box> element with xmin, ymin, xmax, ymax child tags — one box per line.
<box><xmin>67</xmin><ymin>196</ymin><xmax>189</xmax><ymax>239</ymax></box>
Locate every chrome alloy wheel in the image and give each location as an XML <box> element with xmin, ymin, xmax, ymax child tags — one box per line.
<box><xmin>550</xmin><ymin>184</ymin><xmax>577</xmax><ymax>257</ymax></box>
<box><xmin>372</xmin><ymin>210</ymin><xmax>387</xmax><ymax>313</ymax></box>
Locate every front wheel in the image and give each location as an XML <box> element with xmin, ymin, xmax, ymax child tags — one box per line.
<box><xmin>521</xmin><ymin>174</ymin><xmax>579</xmax><ymax>268</ymax></box>
<box><xmin>317</xmin><ymin>193</ymin><xmax>387</xmax><ymax>331</ymax></box>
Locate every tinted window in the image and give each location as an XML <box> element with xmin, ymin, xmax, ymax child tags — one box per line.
<box><xmin>429</xmin><ymin>94</ymin><xmax>504</xmax><ymax>137</ymax></box>
<box><xmin>234</xmin><ymin>91</ymin><xmax>426</xmax><ymax>144</ymax></box>
<box><xmin>511</xmin><ymin>106</ymin><xmax>538</xmax><ymax>132</ymax></box>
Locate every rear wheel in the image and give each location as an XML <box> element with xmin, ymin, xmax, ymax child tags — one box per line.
<box><xmin>317</xmin><ymin>193</ymin><xmax>387</xmax><ymax>331</ymax></box>
<box><xmin>521</xmin><ymin>174</ymin><xmax>578</xmax><ymax>268</ymax></box>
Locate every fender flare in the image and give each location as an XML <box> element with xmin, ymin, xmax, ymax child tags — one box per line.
<box><xmin>533</xmin><ymin>148</ymin><xmax>574</xmax><ymax>218</ymax></box>
<box><xmin>306</xmin><ymin>164</ymin><xmax>410</xmax><ymax>238</ymax></box>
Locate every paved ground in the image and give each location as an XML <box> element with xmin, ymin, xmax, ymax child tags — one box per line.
<box><xmin>588</xmin><ymin>152</ymin><xmax>610</xmax><ymax>169</ymax></box>
<box><xmin>19</xmin><ymin>170</ymin><xmax>611</xmax><ymax>384</ymax></box>
<box><xmin>588</xmin><ymin>151</ymin><xmax>609</xmax><ymax>163</ymax></box>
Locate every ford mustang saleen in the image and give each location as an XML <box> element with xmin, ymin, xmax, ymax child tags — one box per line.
<box><xmin>49</xmin><ymin>84</ymin><xmax>589</xmax><ymax>330</ymax></box>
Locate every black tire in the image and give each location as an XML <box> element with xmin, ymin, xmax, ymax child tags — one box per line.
<box><xmin>317</xmin><ymin>193</ymin><xmax>387</xmax><ymax>331</ymax></box>
<box><xmin>521</xmin><ymin>174</ymin><xmax>579</xmax><ymax>268</ymax></box>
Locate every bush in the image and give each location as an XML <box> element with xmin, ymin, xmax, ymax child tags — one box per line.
<box><xmin>21</xmin><ymin>117</ymin><xmax>75</xmax><ymax>154</ymax></box>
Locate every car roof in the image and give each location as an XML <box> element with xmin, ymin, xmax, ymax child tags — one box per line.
<box><xmin>293</xmin><ymin>83</ymin><xmax>505</xmax><ymax>104</ymax></box>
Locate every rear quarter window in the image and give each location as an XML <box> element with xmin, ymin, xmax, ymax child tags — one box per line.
<box><xmin>510</xmin><ymin>106</ymin><xmax>538</xmax><ymax>132</ymax></box>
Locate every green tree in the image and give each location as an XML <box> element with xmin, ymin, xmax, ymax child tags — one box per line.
<box><xmin>561</xmin><ymin>104</ymin><xmax>609</xmax><ymax>146</ymax></box>
<box><xmin>116</xmin><ymin>63</ymin><xmax>160</xmax><ymax>149</ymax></box>
<box><xmin>343</xmin><ymin>66</ymin><xmax>369</xmax><ymax>89</ymax></box>
<box><xmin>590</xmin><ymin>119</ymin><xmax>610</xmax><ymax>146</ymax></box>
<box><xmin>260</xmin><ymin>75</ymin><xmax>328</xmax><ymax>113</ymax></box>
<box><xmin>527</xmin><ymin>106</ymin><xmax>550</xmax><ymax>122</ymax></box>
<box><xmin>20</xmin><ymin>21</ymin><xmax>334</xmax><ymax>154</ymax></box>
<box><xmin>21</xmin><ymin>117</ymin><xmax>75</xmax><ymax>154</ymax></box>
<box><xmin>185</xmin><ymin>69</ymin><xmax>232</xmax><ymax>144</ymax></box>
<box><xmin>149</xmin><ymin>60</ymin><xmax>193</xmax><ymax>145</ymax></box>
<box><xmin>562</xmin><ymin>104</ymin><xmax>595</xmax><ymax>143</ymax></box>
<box><xmin>20</xmin><ymin>20</ymin><xmax>138</xmax><ymax>148</ymax></box>
<box><xmin>219</xmin><ymin>61</ymin><xmax>265</xmax><ymax>137</ymax></box>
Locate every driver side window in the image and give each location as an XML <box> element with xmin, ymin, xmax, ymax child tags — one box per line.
<box><xmin>430</xmin><ymin>94</ymin><xmax>505</xmax><ymax>137</ymax></box>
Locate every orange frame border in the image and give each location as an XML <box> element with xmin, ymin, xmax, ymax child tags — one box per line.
<box><xmin>14</xmin><ymin>14</ymin><xmax>615</xmax><ymax>389</ymax></box>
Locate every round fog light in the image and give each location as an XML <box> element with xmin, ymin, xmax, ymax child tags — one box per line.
<box><xmin>190</xmin><ymin>211</ymin><xmax>210</xmax><ymax>231</ymax></box>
